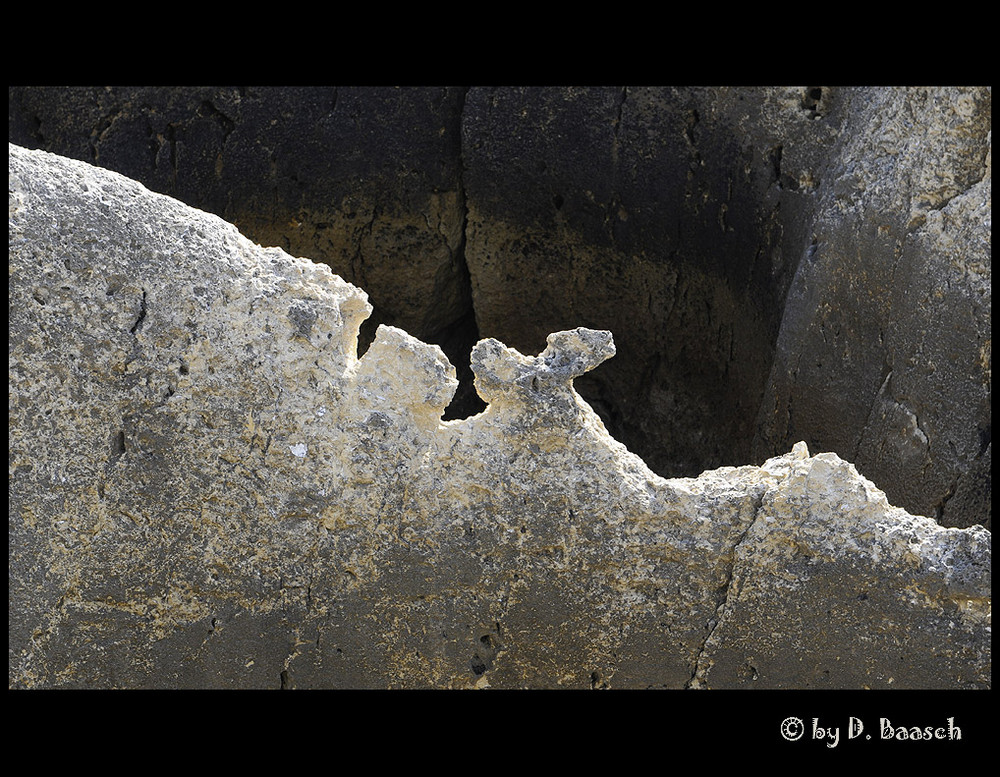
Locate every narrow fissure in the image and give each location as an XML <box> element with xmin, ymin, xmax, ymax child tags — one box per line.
<box><xmin>685</xmin><ymin>487</ymin><xmax>766</xmax><ymax>689</ymax></box>
<box><xmin>437</xmin><ymin>87</ymin><xmax>485</xmax><ymax>421</ymax></box>
<box><xmin>130</xmin><ymin>290</ymin><xmax>148</xmax><ymax>335</ymax></box>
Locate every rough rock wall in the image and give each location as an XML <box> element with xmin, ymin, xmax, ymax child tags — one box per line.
<box><xmin>460</xmin><ymin>86</ymin><xmax>825</xmax><ymax>488</ymax></box>
<box><xmin>6</xmin><ymin>86</ymin><xmax>478</xmax><ymax>408</ymax></box>
<box><xmin>753</xmin><ymin>88</ymin><xmax>992</xmax><ymax>531</ymax></box>
<box><xmin>462</xmin><ymin>86</ymin><xmax>991</xmax><ymax>530</ymax></box>
<box><xmin>8</xmin><ymin>144</ymin><xmax>990</xmax><ymax>689</ymax></box>
<box><xmin>8</xmin><ymin>86</ymin><xmax>990</xmax><ymax>530</ymax></box>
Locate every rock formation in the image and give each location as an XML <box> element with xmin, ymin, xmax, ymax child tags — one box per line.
<box><xmin>752</xmin><ymin>88</ymin><xmax>992</xmax><ymax>531</ymax></box>
<box><xmin>8</xmin><ymin>144</ymin><xmax>990</xmax><ymax>689</ymax></box>
<box><xmin>9</xmin><ymin>86</ymin><xmax>990</xmax><ymax>532</ymax></box>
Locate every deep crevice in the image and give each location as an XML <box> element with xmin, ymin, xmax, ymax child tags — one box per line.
<box><xmin>439</xmin><ymin>87</ymin><xmax>485</xmax><ymax>421</ymax></box>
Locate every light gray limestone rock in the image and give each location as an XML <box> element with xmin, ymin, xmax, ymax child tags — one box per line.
<box><xmin>8</xmin><ymin>144</ymin><xmax>990</xmax><ymax>689</ymax></box>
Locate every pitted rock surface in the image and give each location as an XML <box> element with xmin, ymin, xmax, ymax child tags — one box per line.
<box><xmin>8</xmin><ymin>144</ymin><xmax>991</xmax><ymax>689</ymax></box>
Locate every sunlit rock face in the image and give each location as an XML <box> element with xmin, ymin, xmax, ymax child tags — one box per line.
<box><xmin>9</xmin><ymin>86</ymin><xmax>990</xmax><ymax>531</ymax></box>
<box><xmin>8</xmin><ymin>144</ymin><xmax>990</xmax><ymax>689</ymax></box>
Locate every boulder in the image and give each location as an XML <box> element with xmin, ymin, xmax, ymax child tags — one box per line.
<box><xmin>8</xmin><ymin>144</ymin><xmax>990</xmax><ymax>689</ymax></box>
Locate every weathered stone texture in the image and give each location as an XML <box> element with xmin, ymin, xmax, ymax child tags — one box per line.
<box><xmin>753</xmin><ymin>87</ymin><xmax>992</xmax><ymax>530</ymax></box>
<box><xmin>8</xmin><ymin>86</ymin><xmax>990</xmax><ymax>530</ymax></box>
<box><xmin>6</xmin><ymin>86</ymin><xmax>471</xmax><ymax>351</ymax></box>
<box><xmin>460</xmin><ymin>86</ymin><xmax>823</xmax><ymax>482</ymax></box>
<box><xmin>8</xmin><ymin>144</ymin><xmax>990</xmax><ymax>689</ymax></box>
